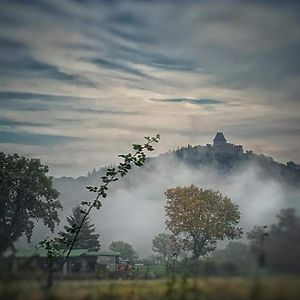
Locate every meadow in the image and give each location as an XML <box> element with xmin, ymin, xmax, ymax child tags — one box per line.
<box><xmin>1</xmin><ymin>277</ymin><xmax>300</xmax><ymax>300</ymax></box>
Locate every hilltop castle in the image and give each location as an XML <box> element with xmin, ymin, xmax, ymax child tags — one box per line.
<box><xmin>170</xmin><ymin>132</ymin><xmax>244</xmax><ymax>162</ymax></box>
<box><xmin>210</xmin><ymin>132</ymin><xmax>243</xmax><ymax>155</ymax></box>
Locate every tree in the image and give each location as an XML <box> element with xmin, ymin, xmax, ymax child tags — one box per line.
<box><xmin>165</xmin><ymin>185</ymin><xmax>242</xmax><ymax>259</ymax></box>
<box><xmin>59</xmin><ymin>206</ymin><xmax>100</xmax><ymax>251</ymax></box>
<box><xmin>109</xmin><ymin>241</ymin><xmax>138</xmax><ymax>261</ymax></box>
<box><xmin>152</xmin><ymin>233</ymin><xmax>172</xmax><ymax>263</ymax></box>
<box><xmin>213</xmin><ymin>241</ymin><xmax>251</xmax><ymax>264</ymax></box>
<box><xmin>39</xmin><ymin>135</ymin><xmax>159</xmax><ymax>287</ymax></box>
<box><xmin>0</xmin><ymin>152</ymin><xmax>61</xmax><ymax>255</ymax></box>
<box><xmin>212</xmin><ymin>241</ymin><xmax>254</xmax><ymax>275</ymax></box>
<box><xmin>248</xmin><ymin>208</ymin><xmax>300</xmax><ymax>273</ymax></box>
<box><xmin>247</xmin><ymin>225</ymin><xmax>269</xmax><ymax>268</ymax></box>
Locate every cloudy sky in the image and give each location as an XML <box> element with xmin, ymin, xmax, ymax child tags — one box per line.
<box><xmin>0</xmin><ymin>0</ymin><xmax>299</xmax><ymax>177</ymax></box>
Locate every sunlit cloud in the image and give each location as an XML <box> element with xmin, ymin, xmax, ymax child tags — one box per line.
<box><xmin>0</xmin><ymin>0</ymin><xmax>299</xmax><ymax>176</ymax></box>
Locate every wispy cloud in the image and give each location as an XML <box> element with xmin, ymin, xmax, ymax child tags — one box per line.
<box><xmin>152</xmin><ymin>98</ymin><xmax>224</xmax><ymax>105</ymax></box>
<box><xmin>0</xmin><ymin>0</ymin><xmax>299</xmax><ymax>176</ymax></box>
<box><xmin>76</xmin><ymin>108</ymin><xmax>139</xmax><ymax>115</ymax></box>
<box><xmin>0</xmin><ymin>90</ymin><xmax>92</xmax><ymax>102</ymax></box>
<box><xmin>89</xmin><ymin>57</ymin><xmax>147</xmax><ymax>78</ymax></box>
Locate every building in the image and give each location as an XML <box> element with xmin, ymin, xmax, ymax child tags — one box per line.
<box><xmin>213</xmin><ymin>132</ymin><xmax>227</xmax><ymax>146</ymax></box>
<box><xmin>4</xmin><ymin>248</ymin><xmax>120</xmax><ymax>276</ymax></box>
<box><xmin>212</xmin><ymin>132</ymin><xmax>243</xmax><ymax>155</ymax></box>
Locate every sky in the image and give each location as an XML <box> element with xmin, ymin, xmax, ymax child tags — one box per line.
<box><xmin>0</xmin><ymin>0</ymin><xmax>299</xmax><ymax>177</ymax></box>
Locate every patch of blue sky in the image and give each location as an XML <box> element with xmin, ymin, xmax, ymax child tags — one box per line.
<box><xmin>0</xmin><ymin>130</ymin><xmax>79</xmax><ymax>146</ymax></box>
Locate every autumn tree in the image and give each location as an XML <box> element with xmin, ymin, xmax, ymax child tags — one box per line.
<box><xmin>59</xmin><ymin>206</ymin><xmax>100</xmax><ymax>251</ymax></box>
<box><xmin>165</xmin><ymin>185</ymin><xmax>242</xmax><ymax>259</ymax></box>
<box><xmin>152</xmin><ymin>233</ymin><xmax>172</xmax><ymax>262</ymax></box>
<box><xmin>0</xmin><ymin>152</ymin><xmax>61</xmax><ymax>255</ymax></box>
<box><xmin>109</xmin><ymin>240</ymin><xmax>138</xmax><ymax>261</ymax></box>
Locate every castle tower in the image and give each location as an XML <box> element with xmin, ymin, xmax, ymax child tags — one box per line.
<box><xmin>213</xmin><ymin>132</ymin><xmax>227</xmax><ymax>146</ymax></box>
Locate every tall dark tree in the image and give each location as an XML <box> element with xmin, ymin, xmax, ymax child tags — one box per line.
<box><xmin>247</xmin><ymin>225</ymin><xmax>269</xmax><ymax>268</ymax></box>
<box><xmin>0</xmin><ymin>152</ymin><xmax>61</xmax><ymax>255</ymax></box>
<box><xmin>212</xmin><ymin>241</ymin><xmax>254</xmax><ymax>274</ymax></box>
<box><xmin>248</xmin><ymin>208</ymin><xmax>300</xmax><ymax>273</ymax></box>
<box><xmin>59</xmin><ymin>206</ymin><xmax>100</xmax><ymax>251</ymax></box>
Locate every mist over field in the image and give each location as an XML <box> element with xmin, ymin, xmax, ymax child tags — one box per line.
<box><xmin>1</xmin><ymin>0</ymin><xmax>300</xmax><ymax>260</ymax></box>
<box><xmin>25</xmin><ymin>149</ymin><xmax>300</xmax><ymax>257</ymax></box>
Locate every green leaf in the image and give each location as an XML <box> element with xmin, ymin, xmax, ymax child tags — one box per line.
<box><xmin>132</xmin><ymin>144</ymin><xmax>142</xmax><ymax>151</ymax></box>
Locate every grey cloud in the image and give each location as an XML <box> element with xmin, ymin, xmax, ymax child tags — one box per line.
<box><xmin>77</xmin><ymin>108</ymin><xmax>140</xmax><ymax>115</ymax></box>
<box><xmin>2</xmin><ymin>1</ymin><xmax>300</xmax><ymax>95</ymax></box>
<box><xmin>108</xmin><ymin>27</ymin><xmax>155</xmax><ymax>45</ymax></box>
<box><xmin>226</xmin><ymin>118</ymin><xmax>300</xmax><ymax>139</ymax></box>
<box><xmin>111</xmin><ymin>45</ymin><xmax>198</xmax><ymax>72</ymax></box>
<box><xmin>0</xmin><ymin>91</ymin><xmax>98</xmax><ymax>112</ymax></box>
<box><xmin>0</xmin><ymin>37</ymin><xmax>24</xmax><ymax>51</ymax></box>
<box><xmin>105</xmin><ymin>11</ymin><xmax>153</xmax><ymax>44</ymax></box>
<box><xmin>153</xmin><ymin>98</ymin><xmax>224</xmax><ymax>105</ymax></box>
<box><xmin>215</xmin><ymin>43</ymin><xmax>300</xmax><ymax>95</ymax></box>
<box><xmin>109</xmin><ymin>11</ymin><xmax>146</xmax><ymax>28</ymax></box>
<box><xmin>0</xmin><ymin>31</ymin><xmax>94</xmax><ymax>88</ymax></box>
<box><xmin>88</xmin><ymin>57</ymin><xmax>147</xmax><ymax>78</ymax></box>
<box><xmin>0</xmin><ymin>91</ymin><xmax>86</xmax><ymax>101</ymax></box>
<box><xmin>0</xmin><ymin>55</ymin><xmax>95</xmax><ymax>87</ymax></box>
<box><xmin>0</xmin><ymin>7</ymin><xmax>26</xmax><ymax>28</ymax></box>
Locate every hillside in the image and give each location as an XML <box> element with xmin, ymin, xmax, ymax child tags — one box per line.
<box><xmin>56</xmin><ymin>133</ymin><xmax>300</xmax><ymax>189</ymax></box>
<box><xmin>51</xmin><ymin>133</ymin><xmax>300</xmax><ymax>256</ymax></box>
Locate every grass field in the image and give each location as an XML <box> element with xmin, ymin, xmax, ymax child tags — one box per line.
<box><xmin>1</xmin><ymin>277</ymin><xmax>300</xmax><ymax>300</ymax></box>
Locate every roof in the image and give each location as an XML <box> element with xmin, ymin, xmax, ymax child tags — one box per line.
<box><xmin>214</xmin><ymin>132</ymin><xmax>227</xmax><ymax>142</ymax></box>
<box><xmin>84</xmin><ymin>251</ymin><xmax>121</xmax><ymax>257</ymax></box>
<box><xmin>68</xmin><ymin>249</ymin><xmax>87</xmax><ymax>257</ymax></box>
<box><xmin>3</xmin><ymin>248</ymin><xmax>120</xmax><ymax>258</ymax></box>
<box><xmin>213</xmin><ymin>132</ymin><xmax>228</xmax><ymax>146</ymax></box>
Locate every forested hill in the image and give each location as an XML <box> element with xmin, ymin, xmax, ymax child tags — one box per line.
<box><xmin>55</xmin><ymin>142</ymin><xmax>300</xmax><ymax>189</ymax></box>
<box><xmin>159</xmin><ymin>143</ymin><xmax>300</xmax><ymax>185</ymax></box>
<box><xmin>51</xmin><ymin>141</ymin><xmax>300</xmax><ymax>254</ymax></box>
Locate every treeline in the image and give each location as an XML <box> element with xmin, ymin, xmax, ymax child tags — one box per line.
<box><xmin>170</xmin><ymin>144</ymin><xmax>300</xmax><ymax>185</ymax></box>
<box><xmin>146</xmin><ymin>208</ymin><xmax>300</xmax><ymax>277</ymax></box>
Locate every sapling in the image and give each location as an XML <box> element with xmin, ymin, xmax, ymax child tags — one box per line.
<box><xmin>39</xmin><ymin>134</ymin><xmax>160</xmax><ymax>287</ymax></box>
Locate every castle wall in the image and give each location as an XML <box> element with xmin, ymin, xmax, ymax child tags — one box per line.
<box><xmin>213</xmin><ymin>143</ymin><xmax>243</xmax><ymax>155</ymax></box>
